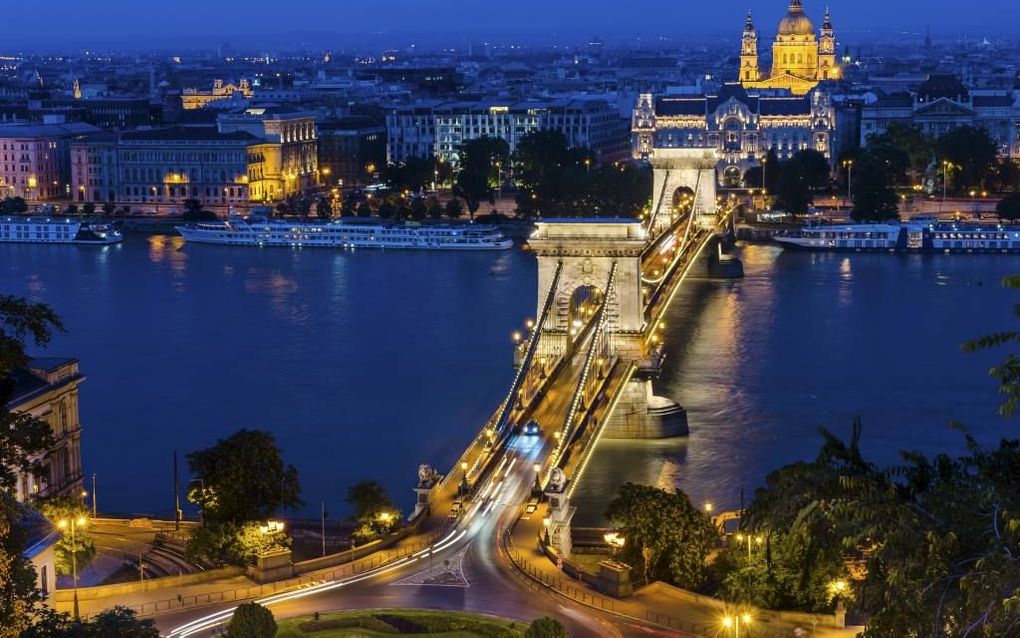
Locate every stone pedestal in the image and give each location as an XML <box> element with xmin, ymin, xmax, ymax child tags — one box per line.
<box><xmin>596</xmin><ymin>560</ymin><xmax>634</xmax><ymax>598</ymax></box>
<box><xmin>603</xmin><ymin>377</ymin><xmax>688</xmax><ymax>439</ymax></box>
<box><xmin>251</xmin><ymin>549</ymin><xmax>293</xmax><ymax>584</ymax></box>
<box><xmin>412</xmin><ymin>465</ymin><xmax>442</xmax><ymax>519</ymax></box>
<box><xmin>543</xmin><ymin>484</ymin><xmax>576</xmax><ymax>559</ymax></box>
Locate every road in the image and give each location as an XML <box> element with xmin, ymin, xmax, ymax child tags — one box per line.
<box><xmin>160</xmin><ymin>326</ymin><xmax>671</xmax><ymax>637</ymax></box>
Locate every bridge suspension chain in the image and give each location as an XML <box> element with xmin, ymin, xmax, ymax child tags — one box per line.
<box><xmin>644</xmin><ymin>169</ymin><xmax>671</xmax><ymax>236</ymax></box>
<box><xmin>543</xmin><ymin>261</ymin><xmax>619</xmax><ymax>486</ymax></box>
<box><xmin>491</xmin><ymin>260</ymin><xmax>563</xmax><ymax>437</ymax></box>
<box><xmin>641</xmin><ymin>170</ymin><xmax>703</xmax><ymax>287</ymax></box>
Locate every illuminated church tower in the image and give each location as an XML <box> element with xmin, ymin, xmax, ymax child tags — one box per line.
<box><xmin>740</xmin><ymin>1</ymin><xmax>840</xmax><ymax>95</ymax></box>
<box><xmin>818</xmin><ymin>7</ymin><xmax>839</xmax><ymax>80</ymax></box>
<box><xmin>740</xmin><ymin>11</ymin><xmax>760</xmax><ymax>82</ymax></box>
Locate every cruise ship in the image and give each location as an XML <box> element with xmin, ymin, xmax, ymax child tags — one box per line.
<box><xmin>774</xmin><ymin>221</ymin><xmax>1020</xmax><ymax>254</ymax></box>
<box><xmin>0</xmin><ymin>217</ymin><xmax>123</xmax><ymax>245</ymax></box>
<box><xmin>176</xmin><ymin>217</ymin><xmax>514</xmax><ymax>251</ymax></box>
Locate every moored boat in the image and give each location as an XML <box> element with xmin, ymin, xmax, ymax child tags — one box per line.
<box><xmin>0</xmin><ymin>217</ymin><xmax>123</xmax><ymax>245</ymax></box>
<box><xmin>176</xmin><ymin>217</ymin><xmax>514</xmax><ymax>251</ymax></box>
<box><xmin>774</xmin><ymin>221</ymin><xmax>1020</xmax><ymax>254</ymax></box>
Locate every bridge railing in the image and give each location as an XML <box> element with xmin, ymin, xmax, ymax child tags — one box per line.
<box><xmin>543</xmin><ymin>262</ymin><xmax>618</xmax><ymax>484</ymax></box>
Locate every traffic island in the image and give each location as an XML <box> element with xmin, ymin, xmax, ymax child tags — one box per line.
<box><xmin>275</xmin><ymin>609</ymin><xmax>528</xmax><ymax>637</ymax></box>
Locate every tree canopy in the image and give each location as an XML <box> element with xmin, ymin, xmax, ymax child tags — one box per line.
<box><xmin>851</xmin><ymin>155</ymin><xmax>899</xmax><ymax>222</ymax></box>
<box><xmin>187</xmin><ymin>429</ymin><xmax>302</xmax><ymax>524</ymax></box>
<box><xmin>454</xmin><ymin>136</ymin><xmax>509</xmax><ymax>218</ymax></box>
<box><xmin>345</xmin><ymin>480</ymin><xmax>400</xmax><ymax>543</ymax></box>
<box><xmin>226</xmin><ymin>602</ymin><xmax>276</xmax><ymax>638</ymax></box>
<box><xmin>523</xmin><ymin>617</ymin><xmax>568</xmax><ymax>638</ymax></box>
<box><xmin>605</xmin><ymin>483</ymin><xmax>717</xmax><ymax>589</ymax></box>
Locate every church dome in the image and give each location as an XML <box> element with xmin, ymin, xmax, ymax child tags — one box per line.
<box><xmin>778</xmin><ymin>0</ymin><xmax>815</xmax><ymax>36</ymax></box>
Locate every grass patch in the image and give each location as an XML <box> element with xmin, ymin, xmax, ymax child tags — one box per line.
<box><xmin>276</xmin><ymin>609</ymin><xmax>526</xmax><ymax>638</ymax></box>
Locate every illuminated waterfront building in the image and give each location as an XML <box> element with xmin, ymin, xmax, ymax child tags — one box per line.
<box><xmin>0</xmin><ymin>122</ymin><xmax>100</xmax><ymax>200</ymax></box>
<box><xmin>860</xmin><ymin>75</ymin><xmax>1020</xmax><ymax>159</ymax></box>
<box><xmin>386</xmin><ymin>98</ymin><xmax>629</xmax><ymax>164</ymax></box>
<box><xmin>631</xmin><ymin>84</ymin><xmax>836</xmax><ymax>186</ymax></box>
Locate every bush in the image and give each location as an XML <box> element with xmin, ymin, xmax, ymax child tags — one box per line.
<box><xmin>298</xmin><ymin>615</ymin><xmax>398</xmax><ymax>633</ymax></box>
<box><xmin>524</xmin><ymin>617</ymin><xmax>568</xmax><ymax>638</ymax></box>
<box><xmin>226</xmin><ymin>602</ymin><xmax>276</xmax><ymax>638</ymax></box>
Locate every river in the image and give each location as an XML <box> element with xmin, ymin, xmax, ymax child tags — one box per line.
<box><xmin>1</xmin><ymin>236</ymin><xmax>1015</xmax><ymax>522</ymax></box>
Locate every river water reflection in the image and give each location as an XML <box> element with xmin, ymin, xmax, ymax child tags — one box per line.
<box><xmin>1</xmin><ymin>238</ymin><xmax>1015</xmax><ymax>521</ymax></box>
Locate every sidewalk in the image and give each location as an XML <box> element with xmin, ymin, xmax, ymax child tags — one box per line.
<box><xmin>506</xmin><ymin>505</ymin><xmax>861</xmax><ymax>638</ymax></box>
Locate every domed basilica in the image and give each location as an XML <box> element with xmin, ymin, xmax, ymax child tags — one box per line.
<box><xmin>740</xmin><ymin>0</ymin><xmax>840</xmax><ymax>95</ymax></box>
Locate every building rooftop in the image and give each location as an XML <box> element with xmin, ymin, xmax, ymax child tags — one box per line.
<box><xmin>121</xmin><ymin>126</ymin><xmax>258</xmax><ymax>142</ymax></box>
<box><xmin>0</xmin><ymin>121</ymin><xmax>100</xmax><ymax>138</ymax></box>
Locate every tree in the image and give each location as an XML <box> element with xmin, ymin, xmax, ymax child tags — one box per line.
<box><xmin>865</xmin><ymin>123</ymin><xmax>934</xmax><ymax>186</ymax></box>
<box><xmin>996</xmin><ymin>158</ymin><xmax>1020</xmax><ymax>192</ymax></box>
<box><xmin>356</xmin><ymin>201</ymin><xmax>373</xmax><ymax>218</ymax></box>
<box><xmin>0</xmin><ymin>197</ymin><xmax>28</xmax><ymax>214</ymax></box>
<box><xmin>383</xmin><ymin>156</ymin><xmax>434</xmax><ymax>194</ymax></box>
<box><xmin>226</xmin><ymin>602</ymin><xmax>276</xmax><ymax>638</ymax></box>
<box><xmin>345</xmin><ymin>480</ymin><xmax>400</xmax><ymax>543</ymax></box>
<box><xmin>762</xmin><ymin>148</ymin><xmax>781</xmax><ymax>195</ymax></box>
<box><xmin>426</xmin><ymin>196</ymin><xmax>444</xmax><ymax>220</ymax></box>
<box><xmin>774</xmin><ymin>160</ymin><xmax>812</xmax><ymax>215</ymax></box>
<box><xmin>791</xmin><ymin>150</ymin><xmax>831</xmax><ymax>190</ymax></box>
<box><xmin>851</xmin><ymin>155</ymin><xmax>899</xmax><ymax>222</ymax></box>
<box><xmin>410</xmin><ymin>197</ymin><xmax>428</xmax><ymax>221</ymax></box>
<box><xmin>186</xmin><ymin>429</ymin><xmax>302</xmax><ymax>525</ymax></box>
<box><xmin>376</xmin><ymin>198</ymin><xmax>398</xmax><ymax>219</ymax></box>
<box><xmin>63</xmin><ymin>205</ymin><xmax>79</xmax><ymax>216</ymax></box>
<box><xmin>21</xmin><ymin>605</ymin><xmax>159</xmax><ymax>638</ymax></box>
<box><xmin>34</xmin><ymin>496</ymin><xmax>95</xmax><ymax>576</ymax></box>
<box><xmin>940</xmin><ymin>125</ymin><xmax>999</xmax><ymax>193</ymax></box>
<box><xmin>181</xmin><ymin>199</ymin><xmax>216</xmax><ymax>222</ymax></box>
<box><xmin>996</xmin><ymin>194</ymin><xmax>1020</xmax><ymax>223</ymax></box>
<box><xmin>0</xmin><ymin>297</ymin><xmax>63</xmax><ymax>634</ymax></box>
<box><xmin>81</xmin><ymin>203</ymin><xmax>95</xmax><ymax>216</ymax></box>
<box><xmin>524</xmin><ymin>617</ymin><xmax>568</xmax><ymax>638</ymax></box>
<box><xmin>316</xmin><ymin>196</ymin><xmax>333</xmax><ymax>219</ymax></box>
<box><xmin>444</xmin><ymin>197</ymin><xmax>464</xmax><ymax>221</ymax></box>
<box><xmin>101</xmin><ymin>202</ymin><xmax>116</xmax><ymax>217</ymax></box>
<box><xmin>605</xmin><ymin>483</ymin><xmax>718</xmax><ymax>589</ymax></box>
<box><xmin>454</xmin><ymin>136</ymin><xmax>508</xmax><ymax>220</ymax></box>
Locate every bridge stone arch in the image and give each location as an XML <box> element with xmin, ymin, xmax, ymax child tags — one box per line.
<box><xmin>649</xmin><ymin>148</ymin><xmax>720</xmax><ymax>234</ymax></box>
<box><xmin>529</xmin><ymin>220</ymin><xmax>647</xmax><ymax>359</ymax></box>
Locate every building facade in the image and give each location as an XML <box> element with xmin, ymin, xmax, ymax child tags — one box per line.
<box><xmin>7</xmin><ymin>358</ymin><xmax>85</xmax><ymax>503</ymax></box>
<box><xmin>217</xmin><ymin>108</ymin><xmax>318</xmax><ymax>201</ymax></box>
<box><xmin>0</xmin><ymin>122</ymin><xmax>100</xmax><ymax>200</ymax></box>
<box><xmin>317</xmin><ymin>117</ymin><xmax>387</xmax><ymax>187</ymax></box>
<box><xmin>181</xmin><ymin>79</ymin><xmax>253</xmax><ymax>110</ymax></box>
<box><xmin>860</xmin><ymin>75</ymin><xmax>1020</xmax><ymax>159</ymax></box>
<box><xmin>740</xmin><ymin>1</ymin><xmax>840</xmax><ymax>95</ymax></box>
<box><xmin>632</xmin><ymin>84</ymin><xmax>836</xmax><ymax>186</ymax></box>
<box><xmin>386</xmin><ymin>98</ymin><xmax>629</xmax><ymax>165</ymax></box>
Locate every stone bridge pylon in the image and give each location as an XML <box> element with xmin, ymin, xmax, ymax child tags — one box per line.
<box><xmin>648</xmin><ymin>148</ymin><xmax>720</xmax><ymax>235</ymax></box>
<box><xmin>527</xmin><ymin>220</ymin><xmax>688</xmax><ymax>439</ymax></box>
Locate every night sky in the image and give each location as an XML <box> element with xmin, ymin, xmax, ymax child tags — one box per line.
<box><xmin>3</xmin><ymin>1</ymin><xmax>1017</xmax><ymax>50</ymax></box>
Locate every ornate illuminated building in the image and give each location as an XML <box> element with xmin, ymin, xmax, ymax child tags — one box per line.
<box><xmin>740</xmin><ymin>1</ymin><xmax>840</xmax><ymax>95</ymax></box>
<box><xmin>632</xmin><ymin>84</ymin><xmax>836</xmax><ymax>186</ymax></box>
<box><xmin>181</xmin><ymin>79</ymin><xmax>254</xmax><ymax>110</ymax></box>
<box><xmin>631</xmin><ymin>2</ymin><xmax>840</xmax><ymax>184</ymax></box>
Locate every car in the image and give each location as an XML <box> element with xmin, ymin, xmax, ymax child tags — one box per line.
<box><xmin>449</xmin><ymin>501</ymin><xmax>463</xmax><ymax>518</ymax></box>
<box><xmin>523</xmin><ymin>420</ymin><xmax>541</xmax><ymax>436</ymax></box>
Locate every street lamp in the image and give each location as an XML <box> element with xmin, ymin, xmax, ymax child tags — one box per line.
<box><xmin>603</xmin><ymin>532</ymin><xmax>625</xmax><ymax>557</ymax></box>
<box><xmin>722</xmin><ymin>613</ymin><xmax>753</xmax><ymax>638</ymax></box>
<box><xmin>57</xmin><ymin>516</ymin><xmax>88</xmax><ymax>619</ymax></box>
<box><xmin>533</xmin><ymin>463</ymin><xmax>542</xmax><ymax>490</ymax></box>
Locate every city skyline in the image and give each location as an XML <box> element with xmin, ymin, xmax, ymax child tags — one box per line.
<box><xmin>3</xmin><ymin>0</ymin><xmax>1019</xmax><ymax>51</ymax></box>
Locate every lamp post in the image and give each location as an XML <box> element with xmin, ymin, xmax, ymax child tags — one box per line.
<box><xmin>942</xmin><ymin>160</ymin><xmax>954</xmax><ymax>213</ymax></box>
<box><xmin>58</xmin><ymin>516</ymin><xmax>88</xmax><ymax>619</ymax></box>
<box><xmin>533</xmin><ymin>463</ymin><xmax>542</xmax><ymax>491</ymax></box>
<box><xmin>842</xmin><ymin>159</ymin><xmax>854</xmax><ymax>204</ymax></box>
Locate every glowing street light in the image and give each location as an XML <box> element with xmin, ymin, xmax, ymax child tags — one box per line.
<box><xmin>721</xmin><ymin>613</ymin><xmax>753</xmax><ymax>638</ymax></box>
